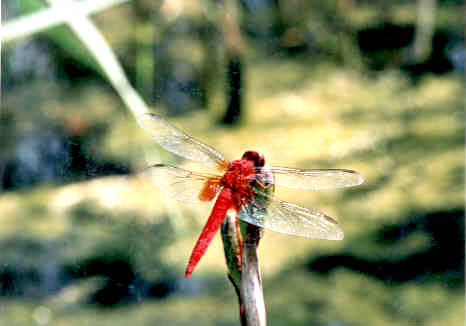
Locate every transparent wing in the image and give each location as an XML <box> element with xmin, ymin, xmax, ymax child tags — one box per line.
<box><xmin>137</xmin><ymin>113</ymin><xmax>227</xmax><ymax>169</ymax></box>
<box><xmin>263</xmin><ymin>166</ymin><xmax>364</xmax><ymax>190</ymax></box>
<box><xmin>141</xmin><ymin>164</ymin><xmax>221</xmax><ymax>204</ymax></box>
<box><xmin>238</xmin><ymin>189</ymin><xmax>344</xmax><ymax>240</ymax></box>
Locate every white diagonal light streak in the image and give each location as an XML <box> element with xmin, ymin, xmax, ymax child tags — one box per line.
<box><xmin>3</xmin><ymin>0</ymin><xmax>149</xmax><ymax>116</ymax></box>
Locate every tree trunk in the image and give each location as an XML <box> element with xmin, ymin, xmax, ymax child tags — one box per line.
<box><xmin>222</xmin><ymin>54</ymin><xmax>243</xmax><ymax>125</ymax></box>
<box><xmin>218</xmin><ymin>0</ymin><xmax>245</xmax><ymax>126</ymax></box>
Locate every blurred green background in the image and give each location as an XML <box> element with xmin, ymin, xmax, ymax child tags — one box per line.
<box><xmin>1</xmin><ymin>0</ymin><xmax>464</xmax><ymax>325</ymax></box>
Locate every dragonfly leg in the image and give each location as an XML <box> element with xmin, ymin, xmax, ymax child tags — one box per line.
<box><xmin>254</xmin><ymin>180</ymin><xmax>272</xmax><ymax>190</ymax></box>
<box><xmin>235</xmin><ymin>217</ymin><xmax>243</xmax><ymax>271</ymax></box>
<box><xmin>251</xmin><ymin>199</ymin><xmax>267</xmax><ymax>209</ymax></box>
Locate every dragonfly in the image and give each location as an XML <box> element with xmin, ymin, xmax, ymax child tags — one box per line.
<box><xmin>137</xmin><ymin>113</ymin><xmax>364</xmax><ymax>278</ymax></box>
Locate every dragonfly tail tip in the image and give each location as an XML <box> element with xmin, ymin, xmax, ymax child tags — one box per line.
<box><xmin>184</xmin><ymin>267</ymin><xmax>193</xmax><ymax>278</ymax></box>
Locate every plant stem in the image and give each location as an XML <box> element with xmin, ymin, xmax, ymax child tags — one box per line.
<box><xmin>240</xmin><ymin>223</ymin><xmax>266</xmax><ymax>326</ymax></box>
<box><xmin>222</xmin><ymin>213</ymin><xmax>266</xmax><ymax>326</ymax></box>
<box><xmin>221</xmin><ymin>212</ymin><xmax>245</xmax><ymax>324</ymax></box>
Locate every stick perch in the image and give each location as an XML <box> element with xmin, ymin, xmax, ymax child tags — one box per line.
<box><xmin>222</xmin><ymin>212</ymin><xmax>266</xmax><ymax>326</ymax></box>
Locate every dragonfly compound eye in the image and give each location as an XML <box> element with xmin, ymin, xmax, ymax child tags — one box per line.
<box><xmin>242</xmin><ymin>150</ymin><xmax>265</xmax><ymax>167</ymax></box>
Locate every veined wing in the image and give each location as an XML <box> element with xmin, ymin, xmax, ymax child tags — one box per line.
<box><xmin>141</xmin><ymin>164</ymin><xmax>221</xmax><ymax>204</ymax></box>
<box><xmin>238</xmin><ymin>189</ymin><xmax>344</xmax><ymax>240</ymax></box>
<box><xmin>137</xmin><ymin>113</ymin><xmax>227</xmax><ymax>169</ymax></box>
<box><xmin>262</xmin><ymin>166</ymin><xmax>364</xmax><ymax>190</ymax></box>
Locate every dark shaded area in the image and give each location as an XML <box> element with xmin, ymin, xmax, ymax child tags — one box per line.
<box><xmin>220</xmin><ymin>54</ymin><xmax>244</xmax><ymax>125</ymax></box>
<box><xmin>241</xmin><ymin>0</ymin><xmax>348</xmax><ymax>59</ymax></box>
<box><xmin>66</xmin><ymin>134</ymin><xmax>130</xmax><ymax>179</ymax></box>
<box><xmin>2</xmin><ymin>37</ymin><xmax>103</xmax><ymax>94</ymax></box>
<box><xmin>241</xmin><ymin>0</ymin><xmax>309</xmax><ymax>55</ymax></box>
<box><xmin>358</xmin><ymin>24</ymin><xmax>415</xmax><ymax>54</ymax></box>
<box><xmin>65</xmin><ymin>203</ymin><xmax>177</xmax><ymax>306</ymax></box>
<box><xmin>0</xmin><ymin>237</ymin><xmax>68</xmax><ymax>297</ymax></box>
<box><xmin>1</xmin><ymin>123</ymin><xmax>130</xmax><ymax>192</ymax></box>
<box><xmin>66</xmin><ymin>253</ymin><xmax>175</xmax><ymax>306</ymax></box>
<box><xmin>0</xmin><ymin>243</ymin><xmax>175</xmax><ymax>305</ymax></box>
<box><xmin>308</xmin><ymin>208</ymin><xmax>465</xmax><ymax>288</ymax></box>
<box><xmin>1</xmin><ymin>131</ymin><xmax>70</xmax><ymax>190</ymax></box>
<box><xmin>357</xmin><ymin>23</ymin><xmax>458</xmax><ymax>76</ymax></box>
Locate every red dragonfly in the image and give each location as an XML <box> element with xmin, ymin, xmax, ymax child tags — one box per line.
<box><xmin>137</xmin><ymin>114</ymin><xmax>364</xmax><ymax>278</ymax></box>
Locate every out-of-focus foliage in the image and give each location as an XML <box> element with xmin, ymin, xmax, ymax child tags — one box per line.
<box><xmin>1</xmin><ymin>0</ymin><xmax>464</xmax><ymax>325</ymax></box>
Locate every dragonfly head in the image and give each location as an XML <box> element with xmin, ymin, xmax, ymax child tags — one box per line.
<box><xmin>241</xmin><ymin>150</ymin><xmax>265</xmax><ymax>167</ymax></box>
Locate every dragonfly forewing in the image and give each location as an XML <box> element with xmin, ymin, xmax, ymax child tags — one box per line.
<box><xmin>137</xmin><ymin>113</ymin><xmax>227</xmax><ymax>169</ymax></box>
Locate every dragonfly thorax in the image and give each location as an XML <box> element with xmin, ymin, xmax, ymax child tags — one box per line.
<box><xmin>222</xmin><ymin>160</ymin><xmax>255</xmax><ymax>188</ymax></box>
<box><xmin>221</xmin><ymin>159</ymin><xmax>256</xmax><ymax>207</ymax></box>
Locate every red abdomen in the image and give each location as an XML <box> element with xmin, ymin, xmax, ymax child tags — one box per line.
<box><xmin>185</xmin><ymin>187</ymin><xmax>233</xmax><ymax>278</ymax></box>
